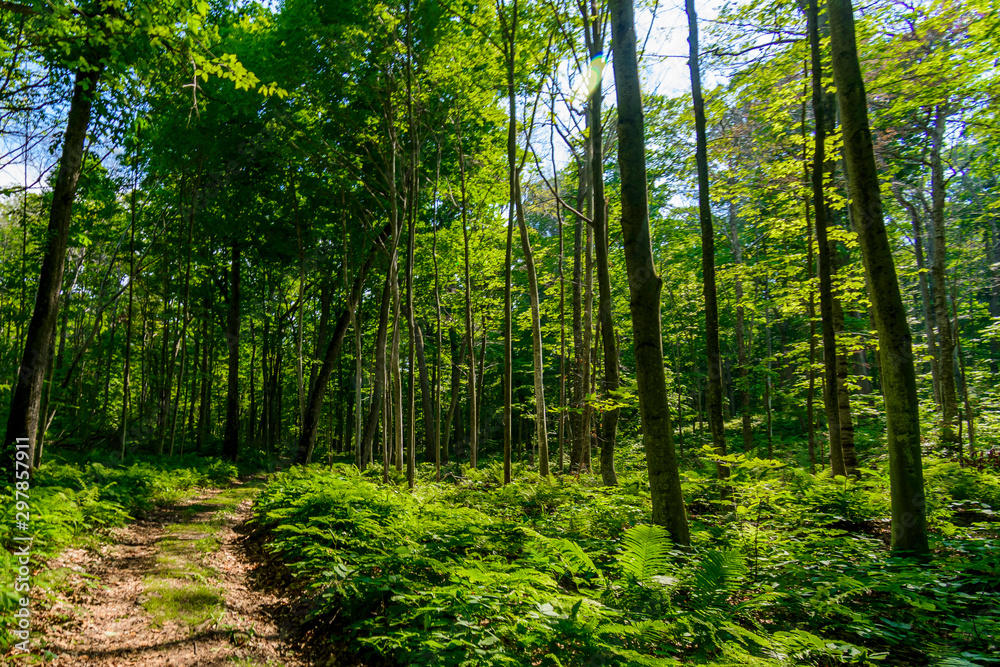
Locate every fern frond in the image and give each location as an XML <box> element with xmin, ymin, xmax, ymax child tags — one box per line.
<box><xmin>556</xmin><ymin>538</ymin><xmax>602</xmax><ymax>582</ymax></box>
<box><xmin>688</xmin><ymin>549</ymin><xmax>746</xmax><ymax>607</ymax></box>
<box><xmin>619</xmin><ymin>524</ymin><xmax>672</xmax><ymax>582</ymax></box>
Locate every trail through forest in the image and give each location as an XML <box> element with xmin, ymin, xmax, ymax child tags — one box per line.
<box><xmin>33</xmin><ymin>482</ymin><xmax>306</xmax><ymax>667</ymax></box>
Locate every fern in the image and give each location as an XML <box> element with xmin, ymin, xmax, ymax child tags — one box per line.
<box><xmin>619</xmin><ymin>524</ymin><xmax>672</xmax><ymax>582</ymax></box>
<box><xmin>687</xmin><ymin>549</ymin><xmax>746</xmax><ymax>608</ymax></box>
<box><xmin>555</xmin><ymin>538</ymin><xmax>602</xmax><ymax>583</ymax></box>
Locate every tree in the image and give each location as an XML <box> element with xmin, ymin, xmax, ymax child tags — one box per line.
<box><xmin>609</xmin><ymin>0</ymin><xmax>689</xmax><ymax>545</ymax></box>
<box><xmin>827</xmin><ymin>0</ymin><xmax>928</xmax><ymax>556</ymax></box>
<box><xmin>685</xmin><ymin>0</ymin><xmax>727</xmax><ymax>482</ymax></box>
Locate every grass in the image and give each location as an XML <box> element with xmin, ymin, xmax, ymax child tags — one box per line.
<box><xmin>140</xmin><ymin>482</ymin><xmax>264</xmax><ymax>630</ymax></box>
<box><xmin>142</xmin><ymin>579</ymin><xmax>225</xmax><ymax>627</ymax></box>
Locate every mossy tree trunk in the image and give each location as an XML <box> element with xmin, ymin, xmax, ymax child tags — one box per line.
<box><xmin>827</xmin><ymin>0</ymin><xmax>929</xmax><ymax>557</ymax></box>
<box><xmin>609</xmin><ymin>0</ymin><xmax>690</xmax><ymax>545</ymax></box>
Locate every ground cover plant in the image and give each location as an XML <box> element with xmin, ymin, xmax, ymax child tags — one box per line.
<box><xmin>248</xmin><ymin>436</ymin><xmax>1000</xmax><ymax>666</ymax></box>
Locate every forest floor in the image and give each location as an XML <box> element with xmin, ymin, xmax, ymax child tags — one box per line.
<box><xmin>27</xmin><ymin>480</ymin><xmax>307</xmax><ymax>667</ymax></box>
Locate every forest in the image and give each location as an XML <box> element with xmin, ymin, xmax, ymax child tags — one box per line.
<box><xmin>1</xmin><ymin>0</ymin><xmax>998</xmax><ymax>664</ymax></box>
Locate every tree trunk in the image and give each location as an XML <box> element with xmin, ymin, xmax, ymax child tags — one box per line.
<box><xmin>728</xmin><ymin>201</ymin><xmax>752</xmax><ymax>450</ymax></box>
<box><xmin>929</xmin><ymin>105</ymin><xmax>959</xmax><ymax>447</ymax></box>
<box><xmin>120</xmin><ymin>180</ymin><xmax>137</xmax><ymax>459</ymax></box>
<box><xmin>4</xmin><ymin>66</ymin><xmax>103</xmax><ymax>472</ymax></box>
<box><xmin>412</xmin><ymin>319</ymin><xmax>435</xmax><ymax>462</ymax></box>
<box><xmin>514</xmin><ymin>183</ymin><xmax>551</xmax><ymax>477</ymax></box>
<box><xmin>197</xmin><ymin>296</ymin><xmax>212</xmax><ymax>451</ymax></box>
<box><xmin>828</xmin><ymin>0</ymin><xmax>928</xmax><ymax>556</ymax></box>
<box><xmin>685</xmin><ymin>0</ymin><xmax>728</xmax><ymax>481</ymax></box>
<box><xmin>581</xmin><ymin>207</ymin><xmax>594</xmax><ymax>472</ymax></box>
<box><xmin>986</xmin><ymin>224</ymin><xmax>999</xmax><ymax>375</ymax></box>
<box><xmin>360</xmin><ymin>262</ymin><xmax>394</xmax><ymax>470</ymax></box>
<box><xmin>571</xmin><ymin>164</ymin><xmax>586</xmax><ymax>472</ymax></box>
<box><xmin>809</xmin><ymin>0</ymin><xmax>845</xmax><ymax>477</ymax></box>
<box><xmin>441</xmin><ymin>330</ymin><xmax>463</xmax><ymax>463</ymax></box>
<box><xmin>583</xmin><ymin>5</ymin><xmax>619</xmax><ymax>485</ymax></box>
<box><xmin>454</xmin><ymin>115</ymin><xmax>479</xmax><ymax>471</ymax></box>
<box><xmin>353</xmin><ymin>301</ymin><xmax>364</xmax><ymax>468</ymax></box>
<box><xmin>388</xmin><ymin>272</ymin><xmax>404</xmax><ymax>472</ymax></box>
<box><xmin>610</xmin><ymin>0</ymin><xmax>690</xmax><ymax>545</ymax></box>
<box><xmin>893</xmin><ymin>187</ymin><xmax>940</xmax><ymax>403</ymax></box>
<box><xmin>222</xmin><ymin>242</ymin><xmax>241</xmax><ymax>462</ymax></box>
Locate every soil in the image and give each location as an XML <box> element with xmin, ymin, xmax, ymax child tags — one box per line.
<box><xmin>22</xmin><ymin>483</ymin><xmax>308</xmax><ymax>666</ymax></box>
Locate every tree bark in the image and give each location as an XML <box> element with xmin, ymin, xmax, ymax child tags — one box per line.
<box><xmin>728</xmin><ymin>201</ymin><xmax>752</xmax><ymax>450</ymax></box>
<box><xmin>893</xmin><ymin>187</ymin><xmax>940</xmax><ymax>403</ymax></box>
<box><xmin>360</xmin><ymin>261</ymin><xmax>394</xmax><ymax>471</ymax></box>
<box><xmin>929</xmin><ymin>105</ymin><xmax>959</xmax><ymax>446</ymax></box>
<box><xmin>454</xmin><ymin>115</ymin><xmax>479</xmax><ymax>471</ymax></box>
<box><xmin>4</xmin><ymin>65</ymin><xmax>103</xmax><ymax>473</ymax></box>
<box><xmin>583</xmin><ymin>2</ymin><xmax>620</xmax><ymax>486</ymax></box>
<box><xmin>986</xmin><ymin>224</ymin><xmax>999</xmax><ymax>375</ymax></box>
<box><xmin>828</xmin><ymin>0</ymin><xmax>928</xmax><ymax>556</ymax></box>
<box><xmin>809</xmin><ymin>0</ymin><xmax>845</xmax><ymax>477</ymax></box>
<box><xmin>610</xmin><ymin>0</ymin><xmax>690</xmax><ymax>545</ymax></box>
<box><xmin>514</xmin><ymin>182</ymin><xmax>551</xmax><ymax>477</ymax></box>
<box><xmin>222</xmin><ymin>242</ymin><xmax>241</xmax><ymax>462</ymax></box>
<box><xmin>685</xmin><ymin>0</ymin><xmax>728</xmax><ymax>481</ymax></box>
<box><xmin>571</xmin><ymin>163</ymin><xmax>586</xmax><ymax>472</ymax></box>
<box><xmin>412</xmin><ymin>319</ymin><xmax>435</xmax><ymax>462</ymax></box>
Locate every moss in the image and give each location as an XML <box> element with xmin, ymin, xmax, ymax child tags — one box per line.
<box><xmin>142</xmin><ymin>579</ymin><xmax>224</xmax><ymax>627</ymax></box>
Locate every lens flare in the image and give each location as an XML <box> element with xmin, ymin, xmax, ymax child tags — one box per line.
<box><xmin>587</xmin><ymin>52</ymin><xmax>606</xmax><ymax>98</ymax></box>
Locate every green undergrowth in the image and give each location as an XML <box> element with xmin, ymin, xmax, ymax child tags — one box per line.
<box><xmin>1</xmin><ymin>451</ymin><xmax>239</xmax><ymax>650</ymax></box>
<box><xmin>250</xmin><ymin>445</ymin><xmax>999</xmax><ymax>667</ymax></box>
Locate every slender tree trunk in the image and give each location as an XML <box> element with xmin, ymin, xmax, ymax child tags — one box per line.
<box><xmin>197</xmin><ymin>296</ymin><xmax>212</xmax><ymax>451</ymax></box>
<box><xmin>455</xmin><ymin>115</ymin><xmax>479</xmax><ymax>470</ymax></box>
<box><xmin>353</xmin><ymin>301</ymin><xmax>364</xmax><ymax>468</ymax></box>
<box><xmin>833</xmin><ymin>285</ymin><xmax>858</xmax><ymax>474</ymax></box>
<box><xmin>929</xmin><ymin>106</ymin><xmax>959</xmax><ymax>447</ymax></box>
<box><xmin>4</xmin><ymin>66</ymin><xmax>103</xmax><ymax>472</ymax></box>
<box><xmin>893</xmin><ymin>187</ymin><xmax>940</xmax><ymax>403</ymax></box>
<box><xmin>686</xmin><ymin>0</ymin><xmax>727</xmax><ymax>481</ymax></box>
<box><xmin>951</xmin><ymin>283</ymin><xmax>974</xmax><ymax>456</ymax></box>
<box><xmin>222</xmin><ymin>242</ymin><xmax>241</xmax><ymax>462</ymax></box>
<box><xmin>441</xmin><ymin>330</ymin><xmax>462</xmax><ymax>464</ymax></box>
<box><xmin>610</xmin><ymin>0</ymin><xmax>689</xmax><ymax>545</ymax></box>
<box><xmin>986</xmin><ymin>224</ymin><xmax>999</xmax><ymax>375</ymax></box>
<box><xmin>804</xmin><ymin>120</ymin><xmax>818</xmax><ymax>471</ymax></box>
<box><xmin>728</xmin><ymin>201</ymin><xmax>752</xmax><ymax>450</ymax></box>
<box><xmin>571</xmin><ymin>163</ymin><xmax>585</xmax><ymax>471</ymax></box>
<box><xmin>404</xmin><ymin>3</ymin><xmax>419</xmax><ymax>487</ymax></box>
<box><xmin>503</xmin><ymin>151</ymin><xmax>514</xmax><ymax>477</ymax></box>
<box><xmin>412</xmin><ymin>320</ymin><xmax>435</xmax><ymax>462</ymax></box>
<box><xmin>390</xmin><ymin>273</ymin><xmax>404</xmax><ymax>472</ymax></box>
<box><xmin>169</xmin><ymin>178</ymin><xmax>199</xmax><ymax>455</ymax></box>
<box><xmin>581</xmin><ymin>208</ymin><xmax>594</xmax><ymax>472</ymax></box>
<box><xmin>809</xmin><ymin>0</ymin><xmax>845</xmax><ymax>477</ymax></box>
<box><xmin>581</xmin><ymin>3</ymin><xmax>619</xmax><ymax>485</ymax></box>
<box><xmin>514</xmin><ymin>183</ymin><xmax>551</xmax><ymax>477</ymax></box>
<box><xmin>828</xmin><ymin>0</ymin><xmax>928</xmax><ymax>556</ymax></box>
<box><xmin>120</xmin><ymin>178</ymin><xmax>137</xmax><ymax>459</ymax></box>
<box><xmin>559</xmin><ymin>241</ymin><xmax>567</xmax><ymax>474</ymax></box>
<box><xmin>361</xmin><ymin>263</ymin><xmax>394</xmax><ymax>470</ymax></box>
<box><xmin>432</xmin><ymin>149</ymin><xmax>444</xmax><ymax>481</ymax></box>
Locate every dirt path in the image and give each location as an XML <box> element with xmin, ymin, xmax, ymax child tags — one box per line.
<box><xmin>30</xmin><ymin>482</ymin><xmax>307</xmax><ymax>667</ymax></box>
